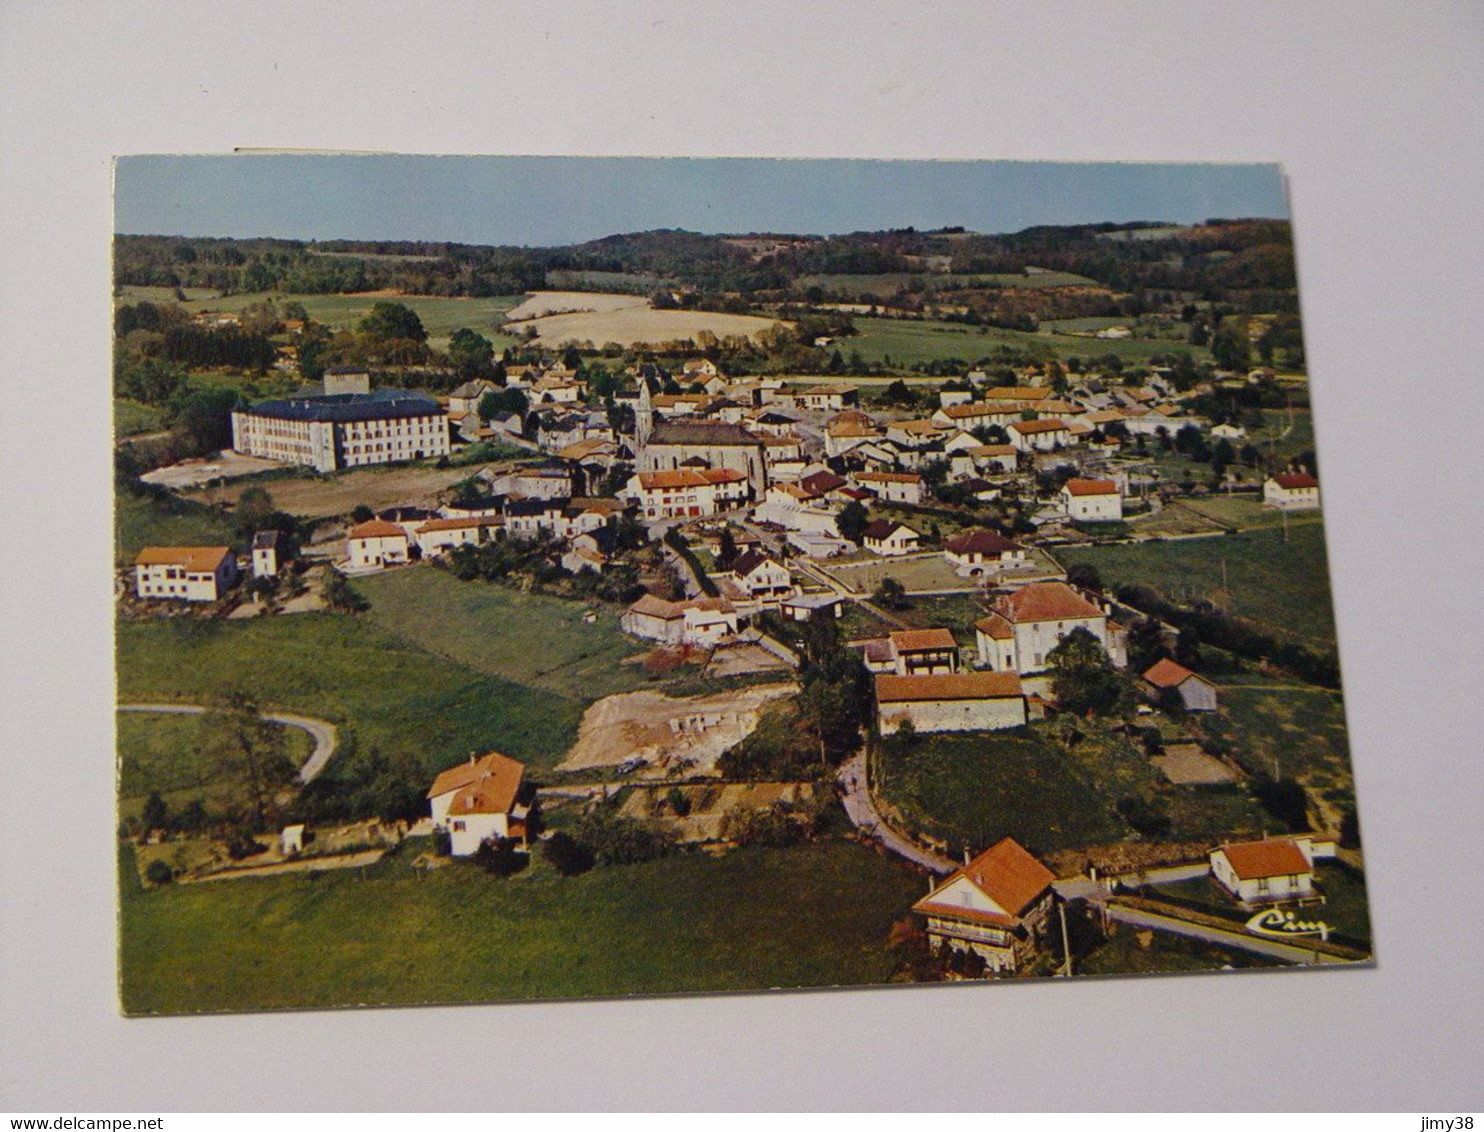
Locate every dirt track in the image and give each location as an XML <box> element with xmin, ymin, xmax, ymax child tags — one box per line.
<box><xmin>559</xmin><ymin>682</ymin><xmax>796</xmax><ymax>771</ymax></box>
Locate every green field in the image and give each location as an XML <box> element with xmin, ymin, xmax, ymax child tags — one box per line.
<box><xmin>118</xmin><ymin>837</ymin><xmax>923</xmax><ymax>1013</ymax></box>
<box><xmin>352</xmin><ymin>567</ymin><xmax>650</xmax><ymax>700</ymax></box>
<box><xmin>1075</xmin><ymin>925</ymin><xmax>1282</xmax><ymax>976</ymax></box>
<box><xmin>1058</xmin><ymin>523</ymin><xmax>1339</xmax><ymax>649</ymax></box>
<box><xmin>116</xmin><ymin>611</ymin><xmax>586</xmax><ymax>771</ymax></box>
<box><xmin>1195</xmin><ymin>686</ymin><xmax>1354</xmax><ymax>813</ymax></box>
<box><xmin>115</xmin><ymin>491</ymin><xmax>238</xmax><ymax>564</ymax></box>
<box><xmin>114</xmin><ymin>399</ymin><xmax>164</xmax><ymax>437</ymax></box>
<box><xmin>876</xmin><ymin>727</ymin><xmax>1129</xmax><ymax>855</ymax></box>
<box><xmin>846</xmin><ymin>316</ymin><xmax>1208</xmax><ymax>369</ymax></box>
<box><xmin>115</xmin><ymin>287</ymin><xmax>525</xmax><ymax>351</ymax></box>
<box><xmin>116</xmin><ymin>711</ymin><xmax>313</xmax><ymax>820</ymax></box>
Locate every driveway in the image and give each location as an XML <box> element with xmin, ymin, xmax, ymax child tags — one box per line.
<box><xmin>117</xmin><ymin>702</ymin><xmax>339</xmax><ymax>783</ymax></box>
<box><xmin>837</xmin><ymin>752</ymin><xmax>955</xmax><ymax>875</ymax></box>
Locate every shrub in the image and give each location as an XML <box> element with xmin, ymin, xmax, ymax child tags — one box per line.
<box><xmin>1117</xmin><ymin>795</ymin><xmax>1172</xmax><ymax>837</ymax></box>
<box><xmin>474</xmin><ymin>836</ymin><xmax>528</xmax><ymax>877</ymax></box>
<box><xmin>541</xmin><ymin>830</ymin><xmax>596</xmax><ymax>877</ymax></box>
<box><xmin>144</xmin><ymin>859</ymin><xmax>174</xmax><ymax>886</ymax></box>
<box><xmin>666</xmin><ymin>786</ymin><xmax>693</xmax><ymax>817</ymax></box>
<box><xmin>1252</xmin><ymin>777</ymin><xmax>1311</xmax><ymax>832</ymax></box>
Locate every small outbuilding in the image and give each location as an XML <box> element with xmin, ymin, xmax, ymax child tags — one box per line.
<box><xmin>1141</xmin><ymin>657</ymin><xmax>1218</xmax><ymax>712</ymax></box>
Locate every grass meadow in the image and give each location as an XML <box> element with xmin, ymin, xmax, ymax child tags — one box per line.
<box><xmin>118</xmin><ymin>837</ymin><xmax>924</xmax><ymax>1013</ymax></box>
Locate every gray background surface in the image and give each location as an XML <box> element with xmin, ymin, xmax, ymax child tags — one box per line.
<box><xmin>1</xmin><ymin>0</ymin><xmax>1480</xmax><ymax>1112</ymax></box>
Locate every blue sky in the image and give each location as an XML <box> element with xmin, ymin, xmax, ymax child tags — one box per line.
<box><xmin>114</xmin><ymin>155</ymin><xmax>1288</xmax><ymax>245</ymax></box>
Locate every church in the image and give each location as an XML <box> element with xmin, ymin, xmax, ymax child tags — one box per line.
<box><xmin>634</xmin><ymin>380</ymin><xmax>770</xmax><ymax>494</ymax></box>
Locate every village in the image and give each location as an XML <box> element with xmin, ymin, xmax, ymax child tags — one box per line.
<box><xmin>110</xmin><ymin>210</ymin><xmax>1367</xmax><ymax>1008</ymax></box>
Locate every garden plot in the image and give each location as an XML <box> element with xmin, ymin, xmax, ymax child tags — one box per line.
<box><xmin>619</xmin><ymin>782</ymin><xmax>816</xmax><ymax>843</ymax></box>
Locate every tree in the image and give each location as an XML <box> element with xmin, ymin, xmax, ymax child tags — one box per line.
<box><xmin>447</xmin><ymin>328</ymin><xmax>495</xmax><ymax>378</ymax></box>
<box><xmin>358</xmin><ymin>301</ymin><xmax>427</xmax><ymax>343</ymax></box>
<box><xmin>920</xmin><ymin>457</ymin><xmax>950</xmax><ymax>495</ymax></box>
<box><xmin>716</xmin><ymin>529</ymin><xmax>739</xmax><ymax>571</ymax></box>
<box><xmin>1211</xmin><ymin>322</ymin><xmax>1252</xmax><ymax>372</ymax></box>
<box><xmin>478</xmin><ymin>386</ymin><xmax>528</xmax><ymax>422</ymax></box>
<box><xmin>837</xmin><ymin>500</ymin><xmax>870</xmax><ymax>545</ymax></box>
<box><xmin>201</xmin><ymin>692</ymin><xmax>298</xmax><ymax>830</ymax></box>
<box><xmin>1125</xmin><ymin>616</ymin><xmax>1168</xmax><ymax>673</ymax></box>
<box><xmin>145</xmin><ymin>859</ymin><xmax>174</xmax><ymax>887</ymax></box>
<box><xmin>350</xmin><ymin>504</ymin><xmax>375</xmax><ymax>523</ymax></box>
<box><xmin>234</xmin><ymin>486</ymin><xmax>278</xmax><ymax>535</ymax></box>
<box><xmin>142</xmin><ymin>791</ymin><xmax>168</xmax><ymax>833</ymax></box>
<box><xmin>1047</xmin><ymin>628</ymin><xmax>1132</xmax><ymax>716</ymax></box>
<box><xmin>542</xmin><ymin>830</ymin><xmax>595</xmax><ymax>876</ymax></box>
<box><xmin>873</xmin><ymin>576</ymin><xmax>910</xmax><ymax>611</ymax></box>
<box><xmin>474</xmin><ymin>836</ymin><xmax>528</xmax><ymax>876</ymax></box>
<box><xmin>1066</xmin><ymin>562</ymin><xmax>1102</xmax><ymax>593</ymax></box>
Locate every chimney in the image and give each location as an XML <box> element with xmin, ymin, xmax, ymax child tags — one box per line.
<box><xmin>963</xmin><ymin>847</ymin><xmax>972</xmax><ymax>866</ymax></box>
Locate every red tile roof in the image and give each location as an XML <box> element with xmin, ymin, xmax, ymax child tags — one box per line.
<box><xmin>1063</xmin><ymin>478</ymin><xmax>1118</xmax><ymax>496</ymax></box>
<box><xmin>348</xmin><ymin>519</ymin><xmax>407</xmax><ymax>540</ymax></box>
<box><xmin>1010</xmin><ymin>418</ymin><xmax>1070</xmax><ymax>435</ymax></box>
<box><xmin>1142</xmin><ymin>657</ymin><xmax>1205</xmax><ymax>689</ymax></box>
<box><xmin>973</xmin><ymin>612</ymin><xmax>1014</xmax><ymax>640</ymax></box>
<box><xmin>913</xmin><ymin>837</ymin><xmax>1054</xmax><ymax>923</ymax></box>
<box><xmin>1217</xmin><ymin>838</ymin><xmax>1311</xmax><ymax>880</ymax></box>
<box><xmin>945</xmin><ymin>529</ymin><xmax>1022</xmax><ymax>557</ymax></box>
<box><xmin>638</xmin><ymin>468</ymin><xmax>747</xmax><ymax>490</ymax></box>
<box><xmin>875</xmin><ymin>671</ymin><xmax>1023</xmax><ymax>703</ymax></box>
<box><xmin>996</xmin><ymin>581</ymin><xmax>1103</xmax><ymax>623</ymax></box>
<box><xmin>428</xmin><ymin>751</ymin><xmax>524</xmax><ymax>808</ymax></box>
<box><xmin>1273</xmin><ymin>472</ymin><xmax>1318</xmax><ymax>490</ymax></box>
<box><xmin>134</xmin><ymin>546</ymin><xmax>233</xmax><ymax>572</ymax></box>
<box><xmin>889</xmin><ymin>628</ymin><xmax>957</xmax><ymax>653</ymax></box>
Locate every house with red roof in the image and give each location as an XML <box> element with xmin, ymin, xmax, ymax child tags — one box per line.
<box><xmin>347</xmin><ymin>519</ymin><xmax>412</xmax><ymax>570</ymax></box>
<box><xmin>974</xmin><ymin>580</ymin><xmax>1127</xmax><ymax>674</ymax></box>
<box><xmin>887</xmin><ymin>628</ymin><xmax>959</xmax><ymax>676</ymax></box>
<box><xmin>621</xmin><ymin>594</ymin><xmax>740</xmax><ymax>646</ymax></box>
<box><xmin>1059</xmin><ymin>478</ymin><xmax>1123</xmax><ymax>522</ymax></box>
<box><xmin>1210</xmin><ymin>836</ymin><xmax>1322</xmax><ymax>906</ymax></box>
<box><xmin>1141</xmin><ymin>657</ymin><xmax>1218</xmax><ymax>712</ymax></box>
<box><xmin>134</xmin><ymin>546</ymin><xmax>239</xmax><ymax>602</ymax></box>
<box><xmin>1263</xmin><ymin>471</ymin><xmax>1320</xmax><ymax>511</ymax></box>
<box><xmin>912</xmin><ymin>838</ymin><xmax>1056</xmax><ymax>972</ymax></box>
<box><xmin>862</xmin><ymin>518</ymin><xmax>921</xmax><ymax>556</ymax></box>
<box><xmin>428</xmin><ymin>752</ymin><xmax>530</xmax><ymax>857</ymax></box>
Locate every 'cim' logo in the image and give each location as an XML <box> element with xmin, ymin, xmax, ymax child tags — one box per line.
<box><xmin>1245</xmin><ymin>908</ymin><xmax>1331</xmax><ymax>941</ymax></box>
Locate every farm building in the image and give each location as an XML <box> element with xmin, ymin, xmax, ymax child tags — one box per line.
<box><xmin>855</xmin><ymin>471</ymin><xmax>924</xmax><ymax>505</ymax></box>
<box><xmin>973</xmin><ymin>581</ymin><xmax>1127</xmax><ymax>675</ymax></box>
<box><xmin>1060</xmin><ymin>478</ymin><xmax>1123</xmax><ymax>522</ymax></box>
<box><xmin>780</xmin><ymin>590</ymin><xmax>845</xmax><ymax>622</ymax></box>
<box><xmin>875</xmin><ymin>671</ymin><xmax>1027</xmax><ymax>735</ymax></box>
<box><xmin>1141</xmin><ymin>657</ymin><xmax>1218</xmax><ymax>712</ymax></box>
<box><xmin>134</xmin><ymin>546</ymin><xmax>238</xmax><ymax>603</ymax></box>
<box><xmin>622</xmin><ymin>594</ymin><xmax>740</xmax><ymax>647</ymax></box>
<box><xmin>231</xmin><ymin>389</ymin><xmax>449</xmax><ymax>472</ymax></box>
<box><xmin>1264</xmin><ymin>472</ymin><xmax>1321</xmax><ymax>510</ymax></box>
<box><xmin>428</xmin><ymin>752</ymin><xmax>531</xmax><ymax>858</ymax></box>
<box><xmin>912</xmin><ymin>837</ymin><xmax>1056</xmax><ymax>973</ymax></box>
<box><xmin>886</xmin><ymin>628</ymin><xmax>959</xmax><ymax>676</ymax></box>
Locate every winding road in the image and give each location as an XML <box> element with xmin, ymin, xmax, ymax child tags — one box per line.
<box><xmin>837</xmin><ymin>752</ymin><xmax>955</xmax><ymax>875</ymax></box>
<box><xmin>117</xmin><ymin>702</ymin><xmax>339</xmax><ymax>783</ymax></box>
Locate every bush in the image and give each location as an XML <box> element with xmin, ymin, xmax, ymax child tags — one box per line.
<box><xmin>474</xmin><ymin>836</ymin><xmax>528</xmax><ymax>877</ymax></box>
<box><xmin>144</xmin><ymin>859</ymin><xmax>174</xmax><ymax>887</ymax></box>
<box><xmin>1253</xmin><ymin>777</ymin><xmax>1311</xmax><ymax>832</ymax></box>
<box><xmin>1339</xmin><ymin>807</ymin><xmax>1362</xmax><ymax>849</ymax></box>
<box><xmin>432</xmin><ymin>828</ymin><xmax>452</xmax><ymax>857</ymax></box>
<box><xmin>1117</xmin><ymin>795</ymin><xmax>1172</xmax><ymax>837</ymax></box>
<box><xmin>541</xmin><ymin>830</ymin><xmax>596</xmax><ymax>876</ymax></box>
<box><xmin>571</xmin><ymin>808</ymin><xmax>672</xmax><ymax>866</ymax></box>
<box><xmin>666</xmin><ymin>786</ymin><xmax>693</xmax><ymax>817</ymax></box>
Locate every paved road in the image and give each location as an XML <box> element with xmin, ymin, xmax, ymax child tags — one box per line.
<box><xmin>1106</xmin><ymin>903</ymin><xmax>1354</xmax><ymax>966</ymax></box>
<box><xmin>837</xmin><ymin>752</ymin><xmax>956</xmax><ymax>875</ymax></box>
<box><xmin>117</xmin><ymin>702</ymin><xmax>339</xmax><ymax>783</ymax></box>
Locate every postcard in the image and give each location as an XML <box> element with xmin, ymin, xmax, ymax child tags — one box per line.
<box><xmin>113</xmin><ymin>156</ymin><xmax>1369</xmax><ymax>1013</ymax></box>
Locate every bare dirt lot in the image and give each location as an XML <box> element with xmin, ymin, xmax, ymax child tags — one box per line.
<box><xmin>505</xmin><ymin>289</ymin><xmax>786</xmax><ymax>348</ymax></box>
<box><xmin>619</xmin><ymin>781</ymin><xmax>816</xmax><ymax>843</ymax></box>
<box><xmin>184</xmin><ymin>460</ymin><xmax>517</xmax><ymax>519</ymax></box>
<box><xmin>142</xmin><ymin>451</ymin><xmax>286</xmax><ymax>490</ymax></box>
<box><xmin>559</xmin><ymin>681</ymin><xmax>797</xmax><ymax>772</ymax></box>
<box><xmin>1154</xmin><ymin>743</ymin><xmax>1239</xmax><ymax>785</ymax></box>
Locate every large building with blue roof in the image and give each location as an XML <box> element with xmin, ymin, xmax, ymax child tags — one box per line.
<box><xmin>230</xmin><ymin>388</ymin><xmax>449</xmax><ymax>472</ymax></box>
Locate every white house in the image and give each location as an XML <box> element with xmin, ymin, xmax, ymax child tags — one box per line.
<box><xmin>134</xmin><ymin>546</ymin><xmax>239</xmax><ymax>602</ymax></box>
<box><xmin>414</xmin><ymin>515</ymin><xmax>502</xmax><ymax>556</ymax></box>
<box><xmin>727</xmin><ymin>549</ymin><xmax>794</xmax><ymax>601</ymax></box>
<box><xmin>1210</xmin><ymin>423</ymin><xmax>1248</xmax><ymax>440</ymax></box>
<box><xmin>862</xmin><ymin>519</ymin><xmax>921</xmax><ymax>556</ymax></box>
<box><xmin>875</xmin><ymin>671</ymin><xmax>1027</xmax><ymax>735</ymax></box>
<box><xmin>630</xmin><ymin>467</ymin><xmax>751</xmax><ymax>520</ymax></box>
<box><xmin>943</xmin><ymin>529</ymin><xmax>1028</xmax><ymax>578</ymax></box>
<box><xmin>251</xmin><ymin>531</ymin><xmax>283</xmax><ymax>579</ymax></box>
<box><xmin>1141</xmin><ymin>657</ymin><xmax>1219</xmax><ymax>712</ymax></box>
<box><xmin>855</xmin><ymin>471</ymin><xmax>924</xmax><ymax>505</ymax></box>
<box><xmin>973</xmin><ymin>581</ymin><xmax>1127</xmax><ymax>674</ymax></box>
<box><xmin>347</xmin><ymin>519</ymin><xmax>411</xmax><ymax>569</ymax></box>
<box><xmin>824</xmin><ymin>417</ymin><xmax>883</xmax><ymax>458</ymax></box>
<box><xmin>1210</xmin><ymin>837</ymin><xmax>1319</xmax><ymax>906</ymax></box>
<box><xmin>1059</xmin><ymin>478</ymin><xmax>1123</xmax><ymax>522</ymax></box>
<box><xmin>912</xmin><ymin>837</ymin><xmax>1055</xmax><ymax>972</ymax></box>
<box><xmin>621</xmin><ymin>594</ymin><xmax>740</xmax><ymax>646</ymax></box>
<box><xmin>796</xmin><ymin>383</ymin><xmax>858</xmax><ymax>412</ymax></box>
<box><xmin>1264</xmin><ymin>472</ymin><xmax>1320</xmax><ymax>510</ymax></box>
<box><xmin>428</xmin><ymin>751</ymin><xmax>530</xmax><ymax>858</ymax></box>
<box><xmin>965</xmin><ymin>443</ymin><xmax>1019</xmax><ymax>475</ymax></box>
<box><xmin>1007</xmin><ymin>419</ymin><xmax>1073</xmax><ymax>452</ymax></box>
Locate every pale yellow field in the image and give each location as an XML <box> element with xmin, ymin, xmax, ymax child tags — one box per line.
<box><xmin>504</xmin><ymin>290</ymin><xmax>787</xmax><ymax>348</ymax></box>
